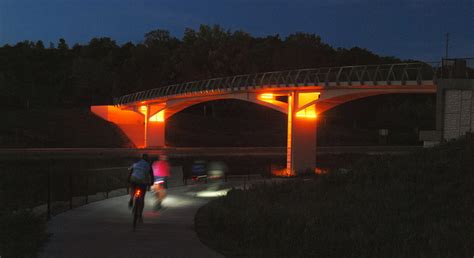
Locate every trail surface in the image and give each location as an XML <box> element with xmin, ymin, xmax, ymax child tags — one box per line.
<box><xmin>40</xmin><ymin>184</ymin><xmax>226</xmax><ymax>258</ymax></box>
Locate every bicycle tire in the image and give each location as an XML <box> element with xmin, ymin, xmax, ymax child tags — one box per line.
<box><xmin>132</xmin><ymin>199</ymin><xmax>138</xmax><ymax>230</ymax></box>
<box><xmin>132</xmin><ymin>196</ymin><xmax>144</xmax><ymax>230</ymax></box>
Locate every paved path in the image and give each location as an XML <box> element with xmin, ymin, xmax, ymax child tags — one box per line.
<box><xmin>40</xmin><ymin>183</ymin><xmax>227</xmax><ymax>258</ymax></box>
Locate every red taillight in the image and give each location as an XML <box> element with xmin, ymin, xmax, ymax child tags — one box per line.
<box><xmin>134</xmin><ymin>189</ymin><xmax>141</xmax><ymax>197</ymax></box>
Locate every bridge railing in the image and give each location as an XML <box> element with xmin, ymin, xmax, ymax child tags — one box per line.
<box><xmin>114</xmin><ymin>62</ymin><xmax>445</xmax><ymax>106</ymax></box>
<box><xmin>438</xmin><ymin>58</ymin><xmax>474</xmax><ymax>79</ymax></box>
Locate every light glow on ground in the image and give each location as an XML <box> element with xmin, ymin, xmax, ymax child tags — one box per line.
<box><xmin>195</xmin><ymin>188</ymin><xmax>231</xmax><ymax>198</ymax></box>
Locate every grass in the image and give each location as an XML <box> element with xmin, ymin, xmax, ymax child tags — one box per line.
<box><xmin>0</xmin><ymin>210</ymin><xmax>48</xmax><ymax>258</ymax></box>
<box><xmin>0</xmin><ymin>156</ymin><xmax>135</xmax><ymax>257</ymax></box>
<box><xmin>195</xmin><ymin>134</ymin><xmax>474</xmax><ymax>257</ymax></box>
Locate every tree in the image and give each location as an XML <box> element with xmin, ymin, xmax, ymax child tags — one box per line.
<box><xmin>0</xmin><ymin>24</ymin><xmax>414</xmax><ymax>109</ymax></box>
<box><xmin>58</xmin><ymin>38</ymin><xmax>68</xmax><ymax>50</ymax></box>
<box><xmin>35</xmin><ymin>40</ymin><xmax>45</xmax><ymax>50</ymax></box>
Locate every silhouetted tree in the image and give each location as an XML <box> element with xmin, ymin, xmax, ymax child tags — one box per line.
<box><xmin>0</xmin><ymin>24</ymin><xmax>410</xmax><ymax>109</ymax></box>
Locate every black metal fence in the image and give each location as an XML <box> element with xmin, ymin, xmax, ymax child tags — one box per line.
<box><xmin>43</xmin><ymin>167</ymin><xmax>129</xmax><ymax>219</ymax></box>
<box><xmin>0</xmin><ymin>159</ymin><xmax>131</xmax><ymax>220</ymax></box>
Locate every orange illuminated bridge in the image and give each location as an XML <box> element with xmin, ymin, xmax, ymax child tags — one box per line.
<box><xmin>92</xmin><ymin>63</ymin><xmax>439</xmax><ymax>175</ymax></box>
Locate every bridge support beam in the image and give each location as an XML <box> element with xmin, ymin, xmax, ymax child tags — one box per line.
<box><xmin>286</xmin><ymin>91</ymin><xmax>319</xmax><ymax>176</ymax></box>
<box><xmin>143</xmin><ymin>105</ymin><xmax>166</xmax><ymax>148</ymax></box>
<box><xmin>146</xmin><ymin>116</ymin><xmax>165</xmax><ymax>148</ymax></box>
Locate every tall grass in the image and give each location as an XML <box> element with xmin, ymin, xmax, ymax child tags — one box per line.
<box><xmin>0</xmin><ymin>211</ymin><xmax>47</xmax><ymax>258</ymax></box>
<box><xmin>196</xmin><ymin>134</ymin><xmax>474</xmax><ymax>257</ymax></box>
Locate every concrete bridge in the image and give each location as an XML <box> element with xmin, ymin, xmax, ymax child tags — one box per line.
<box><xmin>91</xmin><ymin>61</ymin><xmax>472</xmax><ymax>175</ymax></box>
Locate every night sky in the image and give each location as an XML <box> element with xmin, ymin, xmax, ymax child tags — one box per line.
<box><xmin>0</xmin><ymin>0</ymin><xmax>472</xmax><ymax>61</ymax></box>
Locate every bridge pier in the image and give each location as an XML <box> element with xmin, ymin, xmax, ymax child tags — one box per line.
<box><xmin>143</xmin><ymin>105</ymin><xmax>166</xmax><ymax>148</ymax></box>
<box><xmin>145</xmin><ymin>111</ymin><xmax>165</xmax><ymax>147</ymax></box>
<box><xmin>286</xmin><ymin>91</ymin><xmax>319</xmax><ymax>176</ymax></box>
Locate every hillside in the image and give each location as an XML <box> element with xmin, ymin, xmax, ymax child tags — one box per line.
<box><xmin>196</xmin><ymin>133</ymin><xmax>474</xmax><ymax>257</ymax></box>
<box><xmin>0</xmin><ymin>108</ymin><xmax>132</xmax><ymax>148</ymax></box>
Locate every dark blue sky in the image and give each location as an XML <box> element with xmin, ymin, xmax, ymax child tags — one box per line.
<box><xmin>0</xmin><ymin>0</ymin><xmax>472</xmax><ymax>61</ymax></box>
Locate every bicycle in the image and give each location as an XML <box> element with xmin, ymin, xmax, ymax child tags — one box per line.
<box><xmin>152</xmin><ymin>179</ymin><xmax>167</xmax><ymax>210</ymax></box>
<box><xmin>132</xmin><ymin>187</ymin><xmax>144</xmax><ymax>230</ymax></box>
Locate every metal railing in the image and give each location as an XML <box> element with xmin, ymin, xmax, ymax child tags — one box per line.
<box><xmin>113</xmin><ymin>59</ymin><xmax>473</xmax><ymax>106</ymax></box>
<box><xmin>439</xmin><ymin>58</ymin><xmax>474</xmax><ymax>79</ymax></box>
<box><xmin>0</xmin><ymin>163</ymin><xmax>130</xmax><ymax>221</ymax></box>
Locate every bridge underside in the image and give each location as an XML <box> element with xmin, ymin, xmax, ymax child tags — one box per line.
<box><xmin>92</xmin><ymin>85</ymin><xmax>435</xmax><ymax>175</ymax></box>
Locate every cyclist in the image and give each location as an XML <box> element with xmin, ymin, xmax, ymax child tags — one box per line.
<box><xmin>151</xmin><ymin>155</ymin><xmax>170</xmax><ymax>209</ymax></box>
<box><xmin>127</xmin><ymin>154</ymin><xmax>154</xmax><ymax>220</ymax></box>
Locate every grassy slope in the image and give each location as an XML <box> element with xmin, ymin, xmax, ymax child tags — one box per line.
<box><xmin>0</xmin><ymin>108</ymin><xmax>132</xmax><ymax>148</ymax></box>
<box><xmin>0</xmin><ymin>211</ymin><xmax>47</xmax><ymax>258</ymax></box>
<box><xmin>195</xmin><ymin>134</ymin><xmax>474</xmax><ymax>257</ymax></box>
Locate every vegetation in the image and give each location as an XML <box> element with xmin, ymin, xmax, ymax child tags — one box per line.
<box><xmin>0</xmin><ymin>25</ymin><xmax>402</xmax><ymax>110</ymax></box>
<box><xmin>0</xmin><ymin>211</ymin><xmax>47</xmax><ymax>258</ymax></box>
<box><xmin>195</xmin><ymin>134</ymin><xmax>474</xmax><ymax>257</ymax></box>
<box><xmin>0</xmin><ymin>156</ymin><xmax>134</xmax><ymax>257</ymax></box>
<box><xmin>0</xmin><ymin>108</ymin><xmax>131</xmax><ymax>147</ymax></box>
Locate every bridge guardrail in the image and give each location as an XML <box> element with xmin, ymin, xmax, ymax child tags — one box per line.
<box><xmin>114</xmin><ymin>59</ymin><xmax>473</xmax><ymax>106</ymax></box>
<box><xmin>113</xmin><ymin>62</ymin><xmax>435</xmax><ymax>106</ymax></box>
<box><xmin>440</xmin><ymin>58</ymin><xmax>474</xmax><ymax>79</ymax></box>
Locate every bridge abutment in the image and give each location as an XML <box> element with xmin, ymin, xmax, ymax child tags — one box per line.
<box><xmin>438</xmin><ymin>79</ymin><xmax>474</xmax><ymax>140</ymax></box>
<box><xmin>90</xmin><ymin>105</ymin><xmax>145</xmax><ymax>147</ymax></box>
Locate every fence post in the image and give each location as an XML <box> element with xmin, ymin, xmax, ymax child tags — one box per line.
<box><xmin>105</xmin><ymin>172</ymin><xmax>109</xmax><ymax>199</ymax></box>
<box><xmin>69</xmin><ymin>174</ymin><xmax>73</xmax><ymax>209</ymax></box>
<box><xmin>85</xmin><ymin>175</ymin><xmax>89</xmax><ymax>204</ymax></box>
<box><xmin>46</xmin><ymin>169</ymin><xmax>51</xmax><ymax>221</ymax></box>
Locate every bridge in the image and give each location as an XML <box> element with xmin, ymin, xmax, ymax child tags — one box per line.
<box><xmin>92</xmin><ymin>62</ymin><xmax>448</xmax><ymax>175</ymax></box>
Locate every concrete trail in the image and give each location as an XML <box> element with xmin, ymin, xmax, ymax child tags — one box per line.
<box><xmin>40</xmin><ymin>184</ymin><xmax>226</xmax><ymax>258</ymax></box>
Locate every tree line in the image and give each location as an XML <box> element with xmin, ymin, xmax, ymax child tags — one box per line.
<box><xmin>0</xmin><ymin>24</ymin><xmax>403</xmax><ymax>109</ymax></box>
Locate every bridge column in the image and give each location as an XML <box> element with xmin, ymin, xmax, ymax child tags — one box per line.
<box><xmin>144</xmin><ymin>105</ymin><xmax>166</xmax><ymax>148</ymax></box>
<box><xmin>287</xmin><ymin>91</ymin><xmax>320</xmax><ymax>176</ymax></box>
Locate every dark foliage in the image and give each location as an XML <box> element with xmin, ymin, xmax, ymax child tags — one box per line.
<box><xmin>0</xmin><ymin>25</ymin><xmax>401</xmax><ymax>109</ymax></box>
<box><xmin>196</xmin><ymin>134</ymin><xmax>474</xmax><ymax>257</ymax></box>
<box><xmin>0</xmin><ymin>108</ymin><xmax>132</xmax><ymax>148</ymax></box>
<box><xmin>0</xmin><ymin>211</ymin><xmax>47</xmax><ymax>258</ymax></box>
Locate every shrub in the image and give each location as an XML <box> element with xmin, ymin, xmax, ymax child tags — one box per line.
<box><xmin>196</xmin><ymin>134</ymin><xmax>474</xmax><ymax>257</ymax></box>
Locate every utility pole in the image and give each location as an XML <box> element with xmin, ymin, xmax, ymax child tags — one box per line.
<box><xmin>445</xmin><ymin>33</ymin><xmax>450</xmax><ymax>60</ymax></box>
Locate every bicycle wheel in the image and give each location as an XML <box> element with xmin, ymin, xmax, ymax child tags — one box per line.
<box><xmin>132</xmin><ymin>197</ymin><xmax>144</xmax><ymax>230</ymax></box>
<box><xmin>132</xmin><ymin>198</ymin><xmax>138</xmax><ymax>230</ymax></box>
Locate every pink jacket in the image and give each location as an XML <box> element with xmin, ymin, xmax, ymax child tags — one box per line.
<box><xmin>152</xmin><ymin>160</ymin><xmax>171</xmax><ymax>177</ymax></box>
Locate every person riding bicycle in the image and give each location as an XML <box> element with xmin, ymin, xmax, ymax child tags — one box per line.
<box><xmin>127</xmin><ymin>154</ymin><xmax>154</xmax><ymax>219</ymax></box>
<box><xmin>151</xmin><ymin>155</ymin><xmax>170</xmax><ymax>209</ymax></box>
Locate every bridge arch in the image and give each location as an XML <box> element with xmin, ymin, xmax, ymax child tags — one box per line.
<box><xmin>163</xmin><ymin>92</ymin><xmax>288</xmax><ymax>120</ymax></box>
<box><xmin>167</xmin><ymin>99</ymin><xmax>287</xmax><ymax>147</ymax></box>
